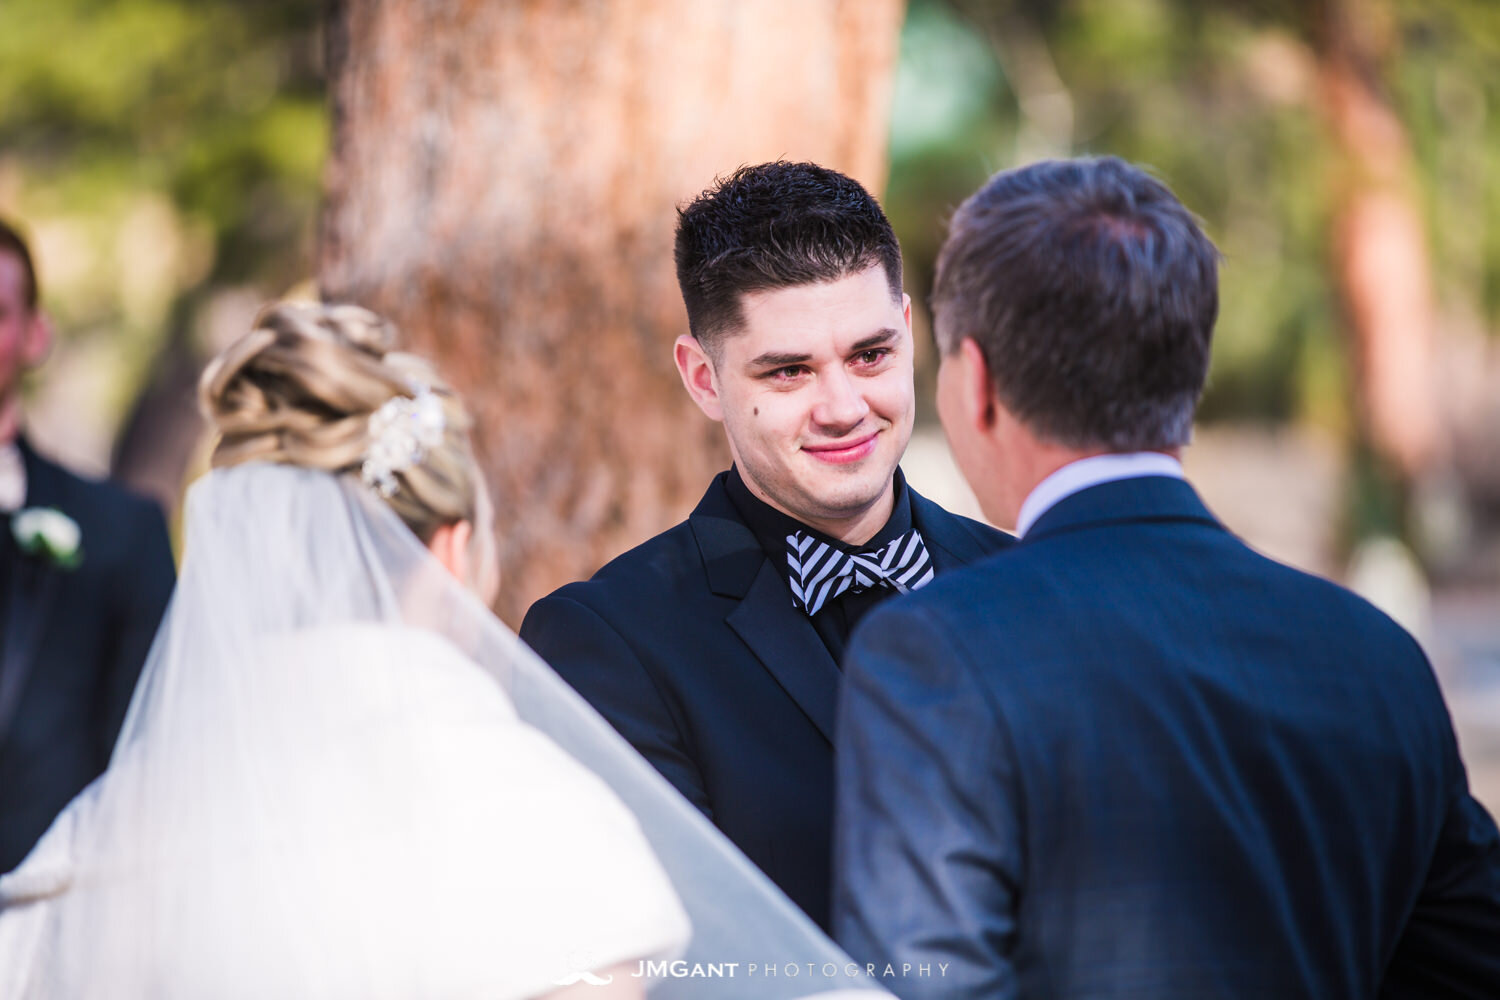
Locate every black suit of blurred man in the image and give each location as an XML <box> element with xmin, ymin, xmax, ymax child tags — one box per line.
<box><xmin>0</xmin><ymin>218</ymin><xmax>175</xmax><ymax>873</ymax></box>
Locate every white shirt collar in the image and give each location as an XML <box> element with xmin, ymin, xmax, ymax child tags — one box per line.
<box><xmin>0</xmin><ymin>439</ymin><xmax>24</xmax><ymax>513</ymax></box>
<box><xmin>1015</xmin><ymin>452</ymin><xmax>1185</xmax><ymax>538</ymax></box>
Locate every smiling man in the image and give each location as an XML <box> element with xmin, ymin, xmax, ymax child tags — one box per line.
<box><xmin>521</xmin><ymin>161</ymin><xmax>1010</xmax><ymax>929</ymax></box>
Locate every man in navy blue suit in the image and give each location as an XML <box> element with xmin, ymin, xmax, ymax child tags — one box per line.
<box><xmin>0</xmin><ymin>218</ymin><xmax>175</xmax><ymax>873</ymax></box>
<box><xmin>834</xmin><ymin>158</ymin><xmax>1500</xmax><ymax>997</ymax></box>
<box><xmin>521</xmin><ymin>161</ymin><xmax>1010</xmax><ymax>930</ymax></box>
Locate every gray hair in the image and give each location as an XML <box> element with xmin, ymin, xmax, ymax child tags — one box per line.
<box><xmin>933</xmin><ymin>156</ymin><xmax>1220</xmax><ymax>451</ymax></box>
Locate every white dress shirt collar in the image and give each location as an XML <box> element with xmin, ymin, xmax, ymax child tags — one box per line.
<box><xmin>0</xmin><ymin>439</ymin><xmax>24</xmax><ymax>512</ymax></box>
<box><xmin>1015</xmin><ymin>451</ymin><xmax>1185</xmax><ymax>539</ymax></box>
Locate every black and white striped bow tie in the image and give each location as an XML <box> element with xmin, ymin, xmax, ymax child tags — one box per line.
<box><xmin>786</xmin><ymin>528</ymin><xmax>935</xmax><ymax>616</ymax></box>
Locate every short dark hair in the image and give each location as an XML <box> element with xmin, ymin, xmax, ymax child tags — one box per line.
<box><xmin>932</xmin><ymin>156</ymin><xmax>1219</xmax><ymax>451</ymax></box>
<box><xmin>674</xmin><ymin>161</ymin><xmax>902</xmax><ymax>354</ymax></box>
<box><xmin>0</xmin><ymin>218</ymin><xmax>39</xmax><ymax>310</ymax></box>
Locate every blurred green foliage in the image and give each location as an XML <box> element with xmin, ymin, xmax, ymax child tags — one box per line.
<box><xmin>3</xmin><ymin>0</ymin><xmax>1497</xmax><ymax>451</ymax></box>
<box><xmin>0</xmin><ymin>0</ymin><xmax>322</xmax><ymax>419</ymax></box>
<box><xmin>886</xmin><ymin>0</ymin><xmax>1500</xmax><ymax>432</ymax></box>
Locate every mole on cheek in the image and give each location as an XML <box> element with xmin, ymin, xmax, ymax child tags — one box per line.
<box><xmin>754</xmin><ymin>407</ymin><xmax>759</xmax><ymax>416</ymax></box>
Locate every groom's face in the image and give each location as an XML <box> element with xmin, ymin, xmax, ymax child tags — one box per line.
<box><xmin>699</xmin><ymin>265</ymin><xmax>915</xmax><ymax>538</ymax></box>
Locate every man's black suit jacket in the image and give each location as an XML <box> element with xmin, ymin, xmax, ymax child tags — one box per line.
<box><xmin>0</xmin><ymin>438</ymin><xmax>175</xmax><ymax>873</ymax></box>
<box><xmin>835</xmin><ymin>475</ymin><xmax>1500</xmax><ymax>998</ymax></box>
<box><xmin>520</xmin><ymin>470</ymin><xmax>1010</xmax><ymax>929</ymax></box>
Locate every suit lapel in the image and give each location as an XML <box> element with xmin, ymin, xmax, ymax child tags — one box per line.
<box><xmin>0</xmin><ymin>439</ymin><xmax>69</xmax><ymax>741</ymax></box>
<box><xmin>726</xmin><ymin>561</ymin><xmax>840</xmax><ymax>743</ymax></box>
<box><xmin>690</xmin><ymin>474</ymin><xmax>840</xmax><ymax>744</ymax></box>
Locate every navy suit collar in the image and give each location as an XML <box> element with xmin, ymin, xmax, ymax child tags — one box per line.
<box><xmin>689</xmin><ymin>468</ymin><xmax>994</xmax><ymax>595</ymax></box>
<box><xmin>687</xmin><ymin>468</ymin><xmax>981</xmax><ymax>744</ymax></box>
<box><xmin>909</xmin><ymin>486</ymin><xmax>1006</xmax><ymax>571</ymax></box>
<box><xmin>16</xmin><ymin>436</ymin><xmax>66</xmax><ymax>508</ymax></box>
<box><xmin>1024</xmin><ymin>474</ymin><xmax>1222</xmax><ymax>543</ymax></box>
<box><xmin>724</xmin><ymin>465</ymin><xmax>916</xmax><ymax>574</ymax></box>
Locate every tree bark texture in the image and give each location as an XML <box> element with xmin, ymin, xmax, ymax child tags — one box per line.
<box><xmin>319</xmin><ymin>0</ymin><xmax>906</xmax><ymax>624</ymax></box>
<box><xmin>1314</xmin><ymin>0</ymin><xmax>1438</xmax><ymax>481</ymax></box>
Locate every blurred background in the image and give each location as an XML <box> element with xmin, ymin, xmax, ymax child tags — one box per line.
<box><xmin>2</xmin><ymin>0</ymin><xmax>1497</xmax><ymax>805</ymax></box>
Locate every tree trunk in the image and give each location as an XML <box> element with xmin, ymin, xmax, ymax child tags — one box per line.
<box><xmin>320</xmin><ymin>0</ymin><xmax>906</xmax><ymax>624</ymax></box>
<box><xmin>1314</xmin><ymin>0</ymin><xmax>1438</xmax><ymax>485</ymax></box>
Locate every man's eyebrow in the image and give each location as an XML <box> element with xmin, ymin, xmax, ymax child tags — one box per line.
<box><xmin>747</xmin><ymin>350</ymin><xmax>813</xmax><ymax>369</ymax></box>
<box><xmin>745</xmin><ymin>328</ymin><xmax>903</xmax><ymax>370</ymax></box>
<box><xmin>850</xmin><ymin>328</ymin><xmax>902</xmax><ymax>352</ymax></box>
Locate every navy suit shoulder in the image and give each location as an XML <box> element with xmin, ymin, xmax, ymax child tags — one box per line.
<box><xmin>521</xmin><ymin>520</ymin><xmax>725</xmax><ymax>811</ymax></box>
<box><xmin>24</xmin><ymin>444</ymin><xmax>176</xmax><ymax>635</ymax></box>
<box><xmin>867</xmin><ymin>477</ymin><xmax>1424</xmax><ymax>691</ymax></box>
<box><xmin>836</xmin><ymin>476</ymin><xmax>1500</xmax><ymax>999</ymax></box>
<box><xmin>544</xmin><ymin>518</ymin><xmax>715</xmax><ymax>616</ymax></box>
<box><xmin>47</xmin><ymin>455</ymin><xmax>171</xmax><ymax>551</ymax></box>
<box><xmin>877</xmin><ymin>496</ymin><xmax>1421</xmax><ymax>669</ymax></box>
<box><xmin>521</xmin><ymin>516</ymin><xmax>731</xmax><ymax>756</ymax></box>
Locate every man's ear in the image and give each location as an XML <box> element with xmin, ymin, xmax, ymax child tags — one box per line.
<box><xmin>673</xmin><ymin>334</ymin><xmax>724</xmax><ymax>422</ymax></box>
<box><xmin>958</xmin><ymin>337</ymin><xmax>997</xmax><ymax>433</ymax></box>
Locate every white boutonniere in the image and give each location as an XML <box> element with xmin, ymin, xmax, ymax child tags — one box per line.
<box><xmin>11</xmin><ymin>506</ymin><xmax>84</xmax><ymax>570</ymax></box>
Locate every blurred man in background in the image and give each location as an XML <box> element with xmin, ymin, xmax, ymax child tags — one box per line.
<box><xmin>0</xmin><ymin>218</ymin><xmax>175</xmax><ymax>873</ymax></box>
<box><xmin>834</xmin><ymin>158</ymin><xmax>1500</xmax><ymax>998</ymax></box>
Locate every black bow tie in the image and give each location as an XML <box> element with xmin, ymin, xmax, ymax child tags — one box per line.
<box><xmin>786</xmin><ymin>528</ymin><xmax>934</xmax><ymax>616</ymax></box>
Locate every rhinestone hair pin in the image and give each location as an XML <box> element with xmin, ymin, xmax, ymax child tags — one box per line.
<box><xmin>361</xmin><ymin>385</ymin><xmax>446</xmax><ymax>498</ymax></box>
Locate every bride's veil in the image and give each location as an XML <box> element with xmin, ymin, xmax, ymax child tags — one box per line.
<box><xmin>2</xmin><ymin>463</ymin><xmax>885</xmax><ymax>998</ymax></box>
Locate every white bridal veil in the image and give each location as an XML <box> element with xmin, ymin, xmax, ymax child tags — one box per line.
<box><xmin>0</xmin><ymin>464</ymin><xmax>886</xmax><ymax>999</ymax></box>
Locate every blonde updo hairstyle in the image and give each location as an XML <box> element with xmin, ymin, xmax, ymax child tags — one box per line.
<box><xmin>199</xmin><ymin>302</ymin><xmax>479</xmax><ymax>544</ymax></box>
